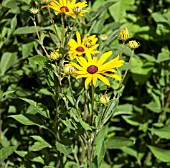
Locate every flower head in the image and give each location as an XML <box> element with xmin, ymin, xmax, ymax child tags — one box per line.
<box><xmin>127</xmin><ymin>40</ymin><xmax>140</xmax><ymax>49</ymax></box>
<box><xmin>69</xmin><ymin>51</ymin><xmax>124</xmax><ymax>89</ymax></box>
<box><xmin>42</xmin><ymin>0</ymin><xmax>88</xmax><ymax>18</ymax></box>
<box><xmin>118</xmin><ymin>27</ymin><xmax>129</xmax><ymax>41</ymax></box>
<box><xmin>68</xmin><ymin>31</ymin><xmax>99</xmax><ymax>60</ymax></box>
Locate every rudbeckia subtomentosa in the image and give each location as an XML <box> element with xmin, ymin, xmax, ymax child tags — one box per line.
<box><xmin>68</xmin><ymin>31</ymin><xmax>99</xmax><ymax>60</ymax></box>
<box><xmin>42</xmin><ymin>0</ymin><xmax>88</xmax><ymax>18</ymax></box>
<box><xmin>69</xmin><ymin>51</ymin><xmax>124</xmax><ymax>89</ymax></box>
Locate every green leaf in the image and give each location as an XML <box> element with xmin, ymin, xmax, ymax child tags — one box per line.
<box><xmin>31</xmin><ymin>156</ymin><xmax>45</xmax><ymax>164</ymax></box>
<box><xmin>0</xmin><ymin>145</ymin><xmax>18</xmax><ymax>161</ymax></box>
<box><xmin>113</xmin><ymin>104</ymin><xmax>133</xmax><ymax>117</ymax></box>
<box><xmin>9</xmin><ymin>114</ymin><xmax>36</xmax><ymax>125</ymax></box>
<box><xmin>0</xmin><ymin>52</ymin><xmax>17</xmax><ymax>76</ymax></box>
<box><xmin>157</xmin><ymin>46</ymin><xmax>170</xmax><ymax>62</ymax></box>
<box><xmin>29</xmin><ymin>135</ymin><xmax>51</xmax><ymax>151</ymax></box>
<box><xmin>70</xmin><ymin>108</ymin><xmax>92</xmax><ymax>131</ymax></box>
<box><xmin>109</xmin><ymin>0</ymin><xmax>135</xmax><ymax>22</ymax></box>
<box><xmin>20</xmin><ymin>98</ymin><xmax>50</xmax><ymax>118</ymax></box>
<box><xmin>150</xmin><ymin>126</ymin><xmax>170</xmax><ymax>139</ymax></box>
<box><xmin>29</xmin><ymin>55</ymin><xmax>49</xmax><ymax>69</ymax></box>
<box><xmin>95</xmin><ymin>125</ymin><xmax>108</xmax><ymax>166</ymax></box>
<box><xmin>152</xmin><ymin>12</ymin><xmax>167</xmax><ymax>23</ymax></box>
<box><xmin>15</xmin><ymin>151</ymin><xmax>28</xmax><ymax>157</ymax></box>
<box><xmin>148</xmin><ymin>145</ymin><xmax>170</xmax><ymax>162</ymax></box>
<box><xmin>105</xmin><ymin>137</ymin><xmax>133</xmax><ymax>149</ymax></box>
<box><xmin>55</xmin><ymin>141</ymin><xmax>72</xmax><ymax>155</ymax></box>
<box><xmin>13</xmin><ymin>26</ymin><xmax>52</xmax><ymax>35</ymax></box>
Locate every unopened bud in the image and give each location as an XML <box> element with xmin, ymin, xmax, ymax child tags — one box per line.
<box><xmin>100</xmin><ymin>94</ymin><xmax>110</xmax><ymax>104</ymax></box>
<box><xmin>30</xmin><ymin>7</ymin><xmax>39</xmax><ymax>14</ymax></box>
<box><xmin>118</xmin><ymin>27</ymin><xmax>129</xmax><ymax>41</ymax></box>
<box><xmin>50</xmin><ymin>50</ymin><xmax>59</xmax><ymax>60</ymax></box>
<box><xmin>73</xmin><ymin>7</ymin><xmax>82</xmax><ymax>14</ymax></box>
<box><xmin>99</xmin><ymin>34</ymin><xmax>107</xmax><ymax>41</ymax></box>
<box><xmin>64</xmin><ymin>65</ymin><xmax>75</xmax><ymax>74</ymax></box>
<box><xmin>127</xmin><ymin>40</ymin><xmax>139</xmax><ymax>49</ymax></box>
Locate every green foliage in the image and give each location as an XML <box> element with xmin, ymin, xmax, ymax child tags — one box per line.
<box><xmin>0</xmin><ymin>0</ymin><xmax>170</xmax><ymax>167</ymax></box>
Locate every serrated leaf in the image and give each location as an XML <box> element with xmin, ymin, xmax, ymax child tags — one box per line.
<box><xmin>55</xmin><ymin>141</ymin><xmax>72</xmax><ymax>155</ymax></box>
<box><xmin>0</xmin><ymin>145</ymin><xmax>18</xmax><ymax>161</ymax></box>
<box><xmin>105</xmin><ymin>137</ymin><xmax>133</xmax><ymax>149</ymax></box>
<box><xmin>148</xmin><ymin>145</ymin><xmax>170</xmax><ymax>162</ymax></box>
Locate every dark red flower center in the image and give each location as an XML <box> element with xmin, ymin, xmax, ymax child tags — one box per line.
<box><xmin>76</xmin><ymin>46</ymin><xmax>84</xmax><ymax>52</ymax></box>
<box><xmin>87</xmin><ymin>65</ymin><xmax>98</xmax><ymax>74</ymax></box>
<box><xmin>60</xmin><ymin>6</ymin><xmax>69</xmax><ymax>12</ymax></box>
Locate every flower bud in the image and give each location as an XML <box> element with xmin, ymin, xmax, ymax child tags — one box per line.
<box><xmin>99</xmin><ymin>34</ymin><xmax>107</xmax><ymax>41</ymax></box>
<box><xmin>29</xmin><ymin>7</ymin><xmax>39</xmax><ymax>14</ymax></box>
<box><xmin>73</xmin><ymin>7</ymin><xmax>82</xmax><ymax>15</ymax></box>
<box><xmin>127</xmin><ymin>40</ymin><xmax>139</xmax><ymax>49</ymax></box>
<box><xmin>118</xmin><ymin>27</ymin><xmax>129</xmax><ymax>41</ymax></box>
<box><xmin>64</xmin><ymin>64</ymin><xmax>75</xmax><ymax>74</ymax></box>
<box><xmin>100</xmin><ymin>94</ymin><xmax>110</xmax><ymax>104</ymax></box>
<box><xmin>50</xmin><ymin>50</ymin><xmax>59</xmax><ymax>60</ymax></box>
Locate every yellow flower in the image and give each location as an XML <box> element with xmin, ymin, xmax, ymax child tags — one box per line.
<box><xmin>72</xmin><ymin>1</ymin><xmax>88</xmax><ymax>17</ymax></box>
<box><xmin>42</xmin><ymin>0</ymin><xmax>88</xmax><ymax>18</ymax></box>
<box><xmin>118</xmin><ymin>27</ymin><xmax>129</xmax><ymax>41</ymax></box>
<box><xmin>68</xmin><ymin>31</ymin><xmax>99</xmax><ymax>60</ymax></box>
<box><xmin>127</xmin><ymin>40</ymin><xmax>139</xmax><ymax>49</ymax></box>
<box><xmin>69</xmin><ymin>51</ymin><xmax>124</xmax><ymax>89</ymax></box>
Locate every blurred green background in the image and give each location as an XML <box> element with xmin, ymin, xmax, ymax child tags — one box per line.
<box><xmin>0</xmin><ymin>0</ymin><xmax>170</xmax><ymax>167</ymax></box>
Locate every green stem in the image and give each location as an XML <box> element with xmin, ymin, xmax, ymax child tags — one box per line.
<box><xmin>47</xmin><ymin>6</ymin><xmax>60</xmax><ymax>42</ymax></box>
<box><xmin>91</xmin><ymin>83</ymin><xmax>95</xmax><ymax>125</ymax></box>
<box><xmin>32</xmin><ymin>16</ymin><xmax>50</xmax><ymax>59</ymax></box>
<box><xmin>61</xmin><ymin>14</ymin><xmax>65</xmax><ymax>47</ymax></box>
<box><xmin>67</xmin><ymin>19</ymin><xmax>77</xmax><ymax>43</ymax></box>
<box><xmin>68</xmin><ymin>75</ymin><xmax>81</xmax><ymax>116</ymax></box>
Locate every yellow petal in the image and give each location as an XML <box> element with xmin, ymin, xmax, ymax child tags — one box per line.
<box><xmin>74</xmin><ymin>70</ymin><xmax>87</xmax><ymax>75</ymax></box>
<box><xmin>85</xmin><ymin>75</ymin><xmax>92</xmax><ymax>89</ymax></box>
<box><xmin>103</xmin><ymin>73</ymin><xmax>121</xmax><ymax>80</ymax></box>
<box><xmin>68</xmin><ymin>39</ymin><xmax>77</xmax><ymax>47</ymax></box>
<box><xmin>70</xmin><ymin>62</ymin><xmax>84</xmax><ymax>71</ymax></box>
<box><xmin>76</xmin><ymin>31</ymin><xmax>81</xmax><ymax>45</ymax></box>
<box><xmin>97</xmin><ymin>74</ymin><xmax>110</xmax><ymax>86</ymax></box>
<box><xmin>97</xmin><ymin>51</ymin><xmax>112</xmax><ymax>66</ymax></box>
<box><xmin>76</xmin><ymin>57</ymin><xmax>88</xmax><ymax>67</ymax></box>
<box><xmin>76</xmin><ymin>74</ymin><xmax>88</xmax><ymax>79</ymax></box>
<box><xmin>92</xmin><ymin>74</ymin><xmax>98</xmax><ymax>86</ymax></box>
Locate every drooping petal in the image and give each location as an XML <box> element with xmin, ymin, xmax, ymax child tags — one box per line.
<box><xmin>85</xmin><ymin>75</ymin><xmax>92</xmax><ymax>89</ymax></box>
<box><xmin>97</xmin><ymin>74</ymin><xmax>110</xmax><ymax>86</ymax></box>
<box><xmin>92</xmin><ymin>74</ymin><xmax>98</xmax><ymax>87</ymax></box>
<box><xmin>103</xmin><ymin>73</ymin><xmax>121</xmax><ymax>80</ymax></box>
<box><xmin>69</xmin><ymin>62</ymin><xmax>84</xmax><ymax>71</ymax></box>
<box><xmin>97</xmin><ymin>51</ymin><xmax>112</xmax><ymax>66</ymax></box>
<box><xmin>76</xmin><ymin>31</ymin><xmax>81</xmax><ymax>45</ymax></box>
<box><xmin>76</xmin><ymin>74</ymin><xmax>88</xmax><ymax>79</ymax></box>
